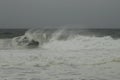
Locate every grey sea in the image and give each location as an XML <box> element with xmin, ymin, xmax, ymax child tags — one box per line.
<box><xmin>0</xmin><ymin>28</ymin><xmax>120</xmax><ymax>80</ymax></box>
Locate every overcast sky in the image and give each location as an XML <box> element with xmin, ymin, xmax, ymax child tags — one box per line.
<box><xmin>0</xmin><ymin>0</ymin><xmax>120</xmax><ymax>28</ymax></box>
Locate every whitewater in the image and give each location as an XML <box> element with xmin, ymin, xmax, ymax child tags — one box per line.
<box><xmin>0</xmin><ymin>28</ymin><xmax>120</xmax><ymax>80</ymax></box>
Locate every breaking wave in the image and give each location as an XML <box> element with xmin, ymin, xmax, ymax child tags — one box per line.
<box><xmin>1</xmin><ymin>28</ymin><xmax>120</xmax><ymax>50</ymax></box>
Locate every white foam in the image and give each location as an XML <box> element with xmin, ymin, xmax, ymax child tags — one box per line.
<box><xmin>43</xmin><ymin>35</ymin><xmax>120</xmax><ymax>50</ymax></box>
<box><xmin>0</xmin><ymin>49</ymin><xmax>120</xmax><ymax>80</ymax></box>
<box><xmin>0</xmin><ymin>39</ymin><xmax>12</xmax><ymax>49</ymax></box>
<box><xmin>1</xmin><ymin>29</ymin><xmax>120</xmax><ymax>80</ymax></box>
<box><xmin>0</xmin><ymin>29</ymin><xmax>120</xmax><ymax>51</ymax></box>
<box><xmin>10</xmin><ymin>29</ymin><xmax>120</xmax><ymax>50</ymax></box>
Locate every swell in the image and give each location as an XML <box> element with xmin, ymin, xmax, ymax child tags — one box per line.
<box><xmin>10</xmin><ymin>28</ymin><xmax>120</xmax><ymax>50</ymax></box>
<box><xmin>0</xmin><ymin>28</ymin><xmax>120</xmax><ymax>49</ymax></box>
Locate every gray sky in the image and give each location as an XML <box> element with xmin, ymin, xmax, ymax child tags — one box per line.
<box><xmin>0</xmin><ymin>0</ymin><xmax>120</xmax><ymax>28</ymax></box>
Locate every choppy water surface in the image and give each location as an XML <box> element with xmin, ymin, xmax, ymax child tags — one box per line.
<box><xmin>0</xmin><ymin>28</ymin><xmax>120</xmax><ymax>80</ymax></box>
<box><xmin>0</xmin><ymin>49</ymin><xmax>120</xmax><ymax>80</ymax></box>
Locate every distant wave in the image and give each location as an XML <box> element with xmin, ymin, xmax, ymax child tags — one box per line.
<box><xmin>10</xmin><ymin>28</ymin><xmax>120</xmax><ymax>50</ymax></box>
<box><xmin>0</xmin><ymin>28</ymin><xmax>120</xmax><ymax>49</ymax></box>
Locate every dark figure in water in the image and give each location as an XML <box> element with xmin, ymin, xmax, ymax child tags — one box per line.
<box><xmin>27</xmin><ymin>40</ymin><xmax>39</xmax><ymax>48</ymax></box>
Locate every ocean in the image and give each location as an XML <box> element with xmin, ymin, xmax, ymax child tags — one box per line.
<box><xmin>0</xmin><ymin>28</ymin><xmax>120</xmax><ymax>80</ymax></box>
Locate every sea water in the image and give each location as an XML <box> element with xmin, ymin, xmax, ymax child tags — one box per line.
<box><xmin>0</xmin><ymin>28</ymin><xmax>120</xmax><ymax>80</ymax></box>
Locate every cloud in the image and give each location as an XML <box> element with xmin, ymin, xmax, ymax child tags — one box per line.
<box><xmin>0</xmin><ymin>0</ymin><xmax>120</xmax><ymax>28</ymax></box>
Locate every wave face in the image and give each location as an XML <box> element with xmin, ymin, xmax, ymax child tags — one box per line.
<box><xmin>1</xmin><ymin>28</ymin><xmax>120</xmax><ymax>50</ymax></box>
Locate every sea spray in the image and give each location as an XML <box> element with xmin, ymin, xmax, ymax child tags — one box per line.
<box><xmin>0</xmin><ymin>28</ymin><xmax>120</xmax><ymax>80</ymax></box>
<box><xmin>10</xmin><ymin>28</ymin><xmax>120</xmax><ymax>50</ymax></box>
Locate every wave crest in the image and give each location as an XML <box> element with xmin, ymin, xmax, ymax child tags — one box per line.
<box><xmin>11</xmin><ymin>28</ymin><xmax>120</xmax><ymax>50</ymax></box>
